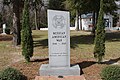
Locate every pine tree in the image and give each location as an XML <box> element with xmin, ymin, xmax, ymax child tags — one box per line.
<box><xmin>21</xmin><ymin>0</ymin><xmax>33</xmax><ymax>62</ymax></box>
<box><xmin>94</xmin><ymin>0</ymin><xmax>105</xmax><ymax>63</ymax></box>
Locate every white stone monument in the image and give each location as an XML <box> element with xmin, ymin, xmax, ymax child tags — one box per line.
<box><xmin>2</xmin><ymin>24</ymin><xmax>6</xmax><ymax>35</ymax></box>
<box><xmin>39</xmin><ymin>10</ymin><xmax>80</xmax><ymax>76</ymax></box>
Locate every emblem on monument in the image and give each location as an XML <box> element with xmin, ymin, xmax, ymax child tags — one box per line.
<box><xmin>52</xmin><ymin>15</ymin><xmax>65</xmax><ymax>29</ymax></box>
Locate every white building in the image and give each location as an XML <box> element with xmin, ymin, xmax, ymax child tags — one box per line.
<box><xmin>75</xmin><ymin>13</ymin><xmax>114</xmax><ymax>31</ymax></box>
<box><xmin>81</xmin><ymin>14</ymin><xmax>93</xmax><ymax>30</ymax></box>
<box><xmin>104</xmin><ymin>13</ymin><xmax>113</xmax><ymax>30</ymax></box>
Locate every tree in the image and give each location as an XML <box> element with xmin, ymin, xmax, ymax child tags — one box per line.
<box><xmin>64</xmin><ymin>0</ymin><xmax>86</xmax><ymax>31</ymax></box>
<box><xmin>64</xmin><ymin>0</ymin><xmax>92</xmax><ymax>31</ymax></box>
<box><xmin>1</xmin><ymin>0</ymin><xmax>12</xmax><ymax>30</ymax></box>
<box><xmin>30</xmin><ymin>0</ymin><xmax>43</xmax><ymax>30</ymax></box>
<box><xmin>48</xmin><ymin>0</ymin><xmax>65</xmax><ymax>10</ymax></box>
<box><xmin>1</xmin><ymin>0</ymin><xmax>24</xmax><ymax>46</ymax></box>
<box><xmin>90</xmin><ymin>0</ymin><xmax>118</xmax><ymax>35</ymax></box>
<box><xmin>103</xmin><ymin>0</ymin><xmax>118</xmax><ymax>14</ymax></box>
<box><xmin>94</xmin><ymin>0</ymin><xmax>105</xmax><ymax>63</ymax></box>
<box><xmin>12</xmin><ymin>0</ymin><xmax>23</xmax><ymax>46</ymax></box>
<box><xmin>21</xmin><ymin>0</ymin><xmax>33</xmax><ymax>62</ymax></box>
<box><xmin>88</xmin><ymin>0</ymin><xmax>100</xmax><ymax>35</ymax></box>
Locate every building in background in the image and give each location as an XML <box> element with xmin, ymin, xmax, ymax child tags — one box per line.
<box><xmin>74</xmin><ymin>13</ymin><xmax>113</xmax><ymax>31</ymax></box>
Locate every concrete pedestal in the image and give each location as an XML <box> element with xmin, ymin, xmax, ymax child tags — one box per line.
<box><xmin>39</xmin><ymin>64</ymin><xmax>80</xmax><ymax>76</ymax></box>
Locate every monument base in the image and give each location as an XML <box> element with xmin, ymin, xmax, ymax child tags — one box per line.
<box><xmin>1</xmin><ymin>33</ymin><xmax>7</xmax><ymax>35</ymax></box>
<box><xmin>39</xmin><ymin>64</ymin><xmax>80</xmax><ymax>76</ymax></box>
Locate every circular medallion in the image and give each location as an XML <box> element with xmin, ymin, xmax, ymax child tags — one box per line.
<box><xmin>52</xmin><ymin>15</ymin><xmax>65</xmax><ymax>29</ymax></box>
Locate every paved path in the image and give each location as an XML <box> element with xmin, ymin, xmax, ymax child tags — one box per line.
<box><xmin>35</xmin><ymin>75</ymin><xmax>86</xmax><ymax>80</ymax></box>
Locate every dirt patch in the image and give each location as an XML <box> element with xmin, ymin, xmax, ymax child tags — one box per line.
<box><xmin>11</xmin><ymin>58</ymin><xmax>49</xmax><ymax>80</ymax></box>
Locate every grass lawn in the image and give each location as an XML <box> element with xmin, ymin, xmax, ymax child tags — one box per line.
<box><xmin>0</xmin><ymin>30</ymin><xmax>120</xmax><ymax>80</ymax></box>
<box><xmin>0</xmin><ymin>35</ymin><xmax>22</xmax><ymax>71</ymax></box>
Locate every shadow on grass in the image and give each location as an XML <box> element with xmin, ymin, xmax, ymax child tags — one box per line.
<box><xmin>33</xmin><ymin>35</ymin><xmax>94</xmax><ymax>49</ymax></box>
<box><xmin>22</xmin><ymin>75</ymin><xmax>28</xmax><ymax>80</ymax></box>
<box><xmin>30</xmin><ymin>58</ymin><xmax>49</xmax><ymax>62</ymax></box>
<box><xmin>71</xmin><ymin>57</ymin><xmax>120</xmax><ymax>75</ymax></box>
<box><xmin>70</xmin><ymin>35</ymin><xmax>94</xmax><ymax>49</ymax></box>
<box><xmin>106</xmin><ymin>32</ymin><xmax>120</xmax><ymax>42</ymax></box>
<box><xmin>33</xmin><ymin>39</ymin><xmax>48</xmax><ymax>48</ymax></box>
<box><xmin>71</xmin><ymin>61</ymin><xmax>96</xmax><ymax>74</ymax></box>
<box><xmin>33</xmin><ymin>32</ymin><xmax>120</xmax><ymax>49</ymax></box>
<box><xmin>102</xmin><ymin>57</ymin><xmax>120</xmax><ymax>65</ymax></box>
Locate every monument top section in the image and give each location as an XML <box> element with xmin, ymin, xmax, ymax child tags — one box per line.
<box><xmin>48</xmin><ymin>9</ymin><xmax>70</xmax><ymax>68</ymax></box>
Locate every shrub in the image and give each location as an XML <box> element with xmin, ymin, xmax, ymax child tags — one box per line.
<box><xmin>0</xmin><ymin>67</ymin><xmax>27</xmax><ymax>80</ymax></box>
<box><xmin>101</xmin><ymin>65</ymin><xmax>120</xmax><ymax>80</ymax></box>
<box><xmin>94</xmin><ymin>0</ymin><xmax>105</xmax><ymax>63</ymax></box>
<box><xmin>21</xmin><ymin>0</ymin><xmax>33</xmax><ymax>62</ymax></box>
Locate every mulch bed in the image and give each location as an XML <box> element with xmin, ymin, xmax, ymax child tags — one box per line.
<box><xmin>11</xmin><ymin>58</ymin><xmax>107</xmax><ymax>80</ymax></box>
<box><xmin>0</xmin><ymin>35</ymin><xmax>12</xmax><ymax>41</ymax></box>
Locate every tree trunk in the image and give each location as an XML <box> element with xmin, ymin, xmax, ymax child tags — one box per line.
<box><xmin>35</xmin><ymin>3</ymin><xmax>38</xmax><ymax>30</ymax></box>
<box><xmin>12</xmin><ymin>13</ymin><xmax>17</xmax><ymax>46</ymax></box>
<box><xmin>38</xmin><ymin>5</ymin><xmax>42</xmax><ymax>30</ymax></box>
<box><xmin>96</xmin><ymin>11</ymin><xmax>99</xmax><ymax>24</ymax></box>
<box><xmin>75</xmin><ymin>10</ymin><xmax>79</xmax><ymax>31</ymax></box>
<box><xmin>2</xmin><ymin>4</ymin><xmax>5</xmax><ymax>23</ymax></box>
<box><xmin>91</xmin><ymin>11</ymin><xmax>99</xmax><ymax>36</ymax></box>
<box><xmin>12</xmin><ymin>0</ymin><xmax>21</xmax><ymax>46</ymax></box>
<box><xmin>79</xmin><ymin>13</ymin><xmax>82</xmax><ymax>30</ymax></box>
<box><xmin>91</xmin><ymin>11</ymin><xmax>96</xmax><ymax>35</ymax></box>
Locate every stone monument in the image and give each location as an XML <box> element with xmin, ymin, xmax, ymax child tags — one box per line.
<box><xmin>39</xmin><ymin>10</ymin><xmax>80</xmax><ymax>76</ymax></box>
<box><xmin>2</xmin><ymin>24</ymin><xmax>6</xmax><ymax>35</ymax></box>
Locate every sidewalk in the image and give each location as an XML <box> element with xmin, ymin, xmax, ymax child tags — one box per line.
<box><xmin>35</xmin><ymin>75</ymin><xmax>86</xmax><ymax>80</ymax></box>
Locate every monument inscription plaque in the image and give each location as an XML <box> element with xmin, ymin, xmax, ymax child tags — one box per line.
<box><xmin>39</xmin><ymin>10</ymin><xmax>80</xmax><ymax>76</ymax></box>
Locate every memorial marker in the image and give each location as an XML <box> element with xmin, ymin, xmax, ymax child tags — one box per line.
<box><xmin>2</xmin><ymin>24</ymin><xmax>6</xmax><ymax>35</ymax></box>
<box><xmin>39</xmin><ymin>10</ymin><xmax>80</xmax><ymax>76</ymax></box>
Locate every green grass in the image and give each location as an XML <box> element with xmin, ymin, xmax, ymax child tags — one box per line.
<box><xmin>0</xmin><ymin>30</ymin><xmax>120</xmax><ymax>71</ymax></box>
<box><xmin>32</xmin><ymin>30</ymin><xmax>120</xmax><ymax>60</ymax></box>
